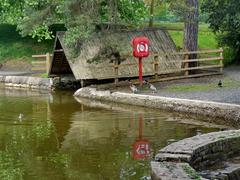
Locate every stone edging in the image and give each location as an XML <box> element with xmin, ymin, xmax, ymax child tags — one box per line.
<box><xmin>152</xmin><ymin>130</ymin><xmax>240</xmax><ymax>179</ymax></box>
<box><xmin>74</xmin><ymin>87</ymin><xmax>240</xmax><ymax>122</ymax></box>
<box><xmin>0</xmin><ymin>75</ymin><xmax>53</xmax><ymax>90</ymax></box>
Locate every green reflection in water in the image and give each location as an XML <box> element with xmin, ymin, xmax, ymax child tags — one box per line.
<box><xmin>0</xmin><ymin>87</ymin><xmax>219</xmax><ymax>180</ymax></box>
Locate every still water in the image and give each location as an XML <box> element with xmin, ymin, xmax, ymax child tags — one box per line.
<box><xmin>0</xmin><ymin>86</ymin><xmax>220</xmax><ymax>180</ymax></box>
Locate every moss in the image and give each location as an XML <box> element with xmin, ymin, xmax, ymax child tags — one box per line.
<box><xmin>181</xmin><ymin>164</ymin><xmax>201</xmax><ymax>180</ymax></box>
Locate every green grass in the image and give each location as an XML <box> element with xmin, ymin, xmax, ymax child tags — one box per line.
<box><xmin>0</xmin><ymin>24</ymin><xmax>54</xmax><ymax>63</ymax></box>
<box><xmin>154</xmin><ymin>22</ymin><xmax>211</xmax><ymax>32</ymax></box>
<box><xmin>169</xmin><ymin>31</ymin><xmax>218</xmax><ymax>50</ymax></box>
<box><xmin>154</xmin><ymin>22</ymin><xmax>218</xmax><ymax>50</ymax></box>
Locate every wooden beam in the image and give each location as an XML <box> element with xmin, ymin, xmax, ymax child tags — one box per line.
<box><xmin>152</xmin><ymin>49</ymin><xmax>223</xmax><ymax>56</ymax></box>
<box><xmin>32</xmin><ymin>54</ymin><xmax>53</xmax><ymax>58</ymax></box>
<box><xmin>134</xmin><ymin>72</ymin><xmax>222</xmax><ymax>84</ymax></box>
<box><xmin>182</xmin><ymin>64</ymin><xmax>222</xmax><ymax>71</ymax></box>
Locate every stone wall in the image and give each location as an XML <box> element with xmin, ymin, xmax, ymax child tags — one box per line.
<box><xmin>0</xmin><ymin>75</ymin><xmax>53</xmax><ymax>90</ymax></box>
<box><xmin>152</xmin><ymin>130</ymin><xmax>240</xmax><ymax>180</ymax></box>
<box><xmin>74</xmin><ymin>88</ymin><xmax>240</xmax><ymax>123</ymax></box>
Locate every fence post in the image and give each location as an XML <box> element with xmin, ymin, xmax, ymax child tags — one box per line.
<box><xmin>46</xmin><ymin>53</ymin><xmax>51</xmax><ymax>74</ymax></box>
<box><xmin>154</xmin><ymin>56</ymin><xmax>159</xmax><ymax>80</ymax></box>
<box><xmin>184</xmin><ymin>50</ymin><xmax>189</xmax><ymax>76</ymax></box>
<box><xmin>219</xmin><ymin>47</ymin><xmax>224</xmax><ymax>73</ymax></box>
<box><xmin>114</xmin><ymin>59</ymin><xmax>119</xmax><ymax>84</ymax></box>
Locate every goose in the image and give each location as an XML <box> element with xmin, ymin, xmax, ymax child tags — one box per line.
<box><xmin>144</xmin><ymin>80</ymin><xmax>157</xmax><ymax>93</ymax></box>
<box><xmin>128</xmin><ymin>81</ymin><xmax>138</xmax><ymax>94</ymax></box>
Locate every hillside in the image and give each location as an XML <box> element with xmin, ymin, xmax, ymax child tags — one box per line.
<box><xmin>0</xmin><ymin>24</ymin><xmax>54</xmax><ymax>63</ymax></box>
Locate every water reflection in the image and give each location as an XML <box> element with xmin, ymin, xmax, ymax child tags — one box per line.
<box><xmin>0</xmin><ymin>87</ymin><xmax>221</xmax><ymax>179</ymax></box>
<box><xmin>132</xmin><ymin>114</ymin><xmax>150</xmax><ymax>160</ymax></box>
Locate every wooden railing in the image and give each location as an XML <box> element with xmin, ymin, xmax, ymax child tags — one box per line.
<box><xmin>110</xmin><ymin>48</ymin><xmax>223</xmax><ymax>84</ymax></box>
<box><xmin>31</xmin><ymin>48</ymin><xmax>223</xmax><ymax>83</ymax></box>
<box><xmin>32</xmin><ymin>53</ymin><xmax>52</xmax><ymax>73</ymax></box>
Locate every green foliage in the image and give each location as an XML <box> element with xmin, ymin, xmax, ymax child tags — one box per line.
<box><xmin>0</xmin><ymin>152</ymin><xmax>24</xmax><ymax>180</ymax></box>
<box><xmin>202</xmin><ymin>0</ymin><xmax>240</xmax><ymax>63</ymax></box>
<box><xmin>0</xmin><ymin>24</ymin><xmax>53</xmax><ymax>63</ymax></box>
<box><xmin>0</xmin><ymin>0</ymin><xmax>148</xmax><ymax>52</ymax></box>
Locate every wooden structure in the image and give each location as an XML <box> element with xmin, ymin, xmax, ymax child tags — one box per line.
<box><xmin>48</xmin><ymin>28</ymin><xmax>181</xmax><ymax>82</ymax></box>
<box><xmin>32</xmin><ymin>53</ymin><xmax>52</xmax><ymax>73</ymax></box>
<box><xmin>47</xmin><ymin>28</ymin><xmax>223</xmax><ymax>85</ymax></box>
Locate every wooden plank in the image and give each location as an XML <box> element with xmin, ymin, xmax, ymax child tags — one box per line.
<box><xmin>154</xmin><ymin>56</ymin><xmax>159</xmax><ymax>80</ymax></box>
<box><xmin>31</xmin><ymin>67</ymin><xmax>46</xmax><ymax>71</ymax></box>
<box><xmin>165</xmin><ymin>57</ymin><xmax>223</xmax><ymax>63</ymax></box>
<box><xmin>93</xmin><ymin>56</ymin><xmax>223</xmax><ymax>70</ymax></box>
<box><xmin>54</xmin><ymin>49</ymin><xmax>63</xmax><ymax>52</ymax></box>
<box><xmin>137</xmin><ymin>72</ymin><xmax>222</xmax><ymax>84</ymax></box>
<box><xmin>32</xmin><ymin>54</ymin><xmax>53</xmax><ymax>58</ymax></box>
<box><xmin>32</xmin><ymin>61</ymin><xmax>46</xmax><ymax>65</ymax></box>
<box><xmin>219</xmin><ymin>48</ymin><xmax>224</xmax><ymax>73</ymax></box>
<box><xmin>182</xmin><ymin>57</ymin><xmax>223</xmax><ymax>63</ymax></box>
<box><xmin>114</xmin><ymin>59</ymin><xmax>119</xmax><ymax>84</ymax></box>
<box><xmin>182</xmin><ymin>64</ymin><xmax>222</xmax><ymax>71</ymax></box>
<box><xmin>152</xmin><ymin>49</ymin><xmax>223</xmax><ymax>56</ymax></box>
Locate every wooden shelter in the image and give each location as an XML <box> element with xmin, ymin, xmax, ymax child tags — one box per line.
<box><xmin>49</xmin><ymin>28</ymin><xmax>181</xmax><ymax>82</ymax></box>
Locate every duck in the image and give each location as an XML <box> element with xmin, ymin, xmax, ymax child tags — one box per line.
<box><xmin>128</xmin><ymin>81</ymin><xmax>138</xmax><ymax>94</ymax></box>
<box><xmin>218</xmin><ymin>80</ymin><xmax>223</xmax><ymax>87</ymax></box>
<box><xmin>18</xmin><ymin>113</ymin><xmax>24</xmax><ymax>122</ymax></box>
<box><xmin>144</xmin><ymin>80</ymin><xmax>157</xmax><ymax>93</ymax></box>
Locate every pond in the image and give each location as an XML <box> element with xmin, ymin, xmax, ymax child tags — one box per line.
<box><xmin>0</xmin><ymin>86</ymin><xmax>221</xmax><ymax>180</ymax></box>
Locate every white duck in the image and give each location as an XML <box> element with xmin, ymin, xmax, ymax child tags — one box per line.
<box><xmin>144</xmin><ymin>80</ymin><xmax>157</xmax><ymax>93</ymax></box>
<box><xmin>128</xmin><ymin>81</ymin><xmax>138</xmax><ymax>94</ymax></box>
<box><xmin>18</xmin><ymin>113</ymin><xmax>24</xmax><ymax>122</ymax></box>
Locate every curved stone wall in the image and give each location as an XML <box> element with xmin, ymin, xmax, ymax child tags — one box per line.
<box><xmin>152</xmin><ymin>130</ymin><xmax>240</xmax><ymax>179</ymax></box>
<box><xmin>0</xmin><ymin>75</ymin><xmax>53</xmax><ymax>90</ymax></box>
<box><xmin>74</xmin><ymin>88</ymin><xmax>240</xmax><ymax>123</ymax></box>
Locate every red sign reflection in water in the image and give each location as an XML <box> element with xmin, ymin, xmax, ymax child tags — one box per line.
<box><xmin>132</xmin><ymin>114</ymin><xmax>150</xmax><ymax>160</ymax></box>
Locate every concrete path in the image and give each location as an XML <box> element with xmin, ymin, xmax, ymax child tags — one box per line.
<box><xmin>0</xmin><ymin>71</ymin><xmax>32</xmax><ymax>76</ymax></box>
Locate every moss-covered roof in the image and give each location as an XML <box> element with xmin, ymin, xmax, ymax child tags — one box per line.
<box><xmin>49</xmin><ymin>28</ymin><xmax>181</xmax><ymax>80</ymax></box>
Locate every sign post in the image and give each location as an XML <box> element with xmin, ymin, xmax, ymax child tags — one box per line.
<box><xmin>138</xmin><ymin>57</ymin><xmax>143</xmax><ymax>85</ymax></box>
<box><xmin>132</xmin><ymin>37</ymin><xmax>150</xmax><ymax>85</ymax></box>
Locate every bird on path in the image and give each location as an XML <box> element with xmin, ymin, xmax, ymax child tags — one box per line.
<box><xmin>128</xmin><ymin>81</ymin><xmax>138</xmax><ymax>94</ymax></box>
<box><xmin>218</xmin><ymin>80</ymin><xmax>223</xmax><ymax>87</ymax></box>
<box><xmin>144</xmin><ymin>80</ymin><xmax>157</xmax><ymax>93</ymax></box>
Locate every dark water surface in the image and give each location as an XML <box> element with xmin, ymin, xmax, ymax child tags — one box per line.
<box><xmin>0</xmin><ymin>87</ymin><xmax>220</xmax><ymax>180</ymax></box>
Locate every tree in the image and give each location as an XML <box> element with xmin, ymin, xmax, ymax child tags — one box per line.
<box><xmin>0</xmin><ymin>0</ymin><xmax>148</xmax><ymax>47</ymax></box>
<box><xmin>184</xmin><ymin>0</ymin><xmax>199</xmax><ymax>73</ymax></box>
<box><xmin>202</xmin><ymin>0</ymin><xmax>240</xmax><ymax>63</ymax></box>
<box><xmin>167</xmin><ymin>0</ymin><xmax>199</xmax><ymax>73</ymax></box>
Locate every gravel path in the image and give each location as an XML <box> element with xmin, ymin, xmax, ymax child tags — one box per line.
<box><xmin>139</xmin><ymin>66</ymin><xmax>240</xmax><ymax>105</ymax></box>
<box><xmin>0</xmin><ymin>71</ymin><xmax>31</xmax><ymax>76</ymax></box>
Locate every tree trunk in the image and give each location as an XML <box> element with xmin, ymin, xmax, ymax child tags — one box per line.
<box><xmin>183</xmin><ymin>0</ymin><xmax>199</xmax><ymax>74</ymax></box>
<box><xmin>149</xmin><ymin>0</ymin><xmax>155</xmax><ymax>27</ymax></box>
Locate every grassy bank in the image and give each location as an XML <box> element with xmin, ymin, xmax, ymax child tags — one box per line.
<box><xmin>154</xmin><ymin>22</ymin><xmax>218</xmax><ymax>50</ymax></box>
<box><xmin>0</xmin><ymin>24</ymin><xmax>54</xmax><ymax>63</ymax></box>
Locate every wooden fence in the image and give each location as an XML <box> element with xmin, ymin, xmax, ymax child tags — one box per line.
<box><xmin>32</xmin><ymin>53</ymin><xmax>52</xmax><ymax>73</ymax></box>
<box><xmin>32</xmin><ymin>48</ymin><xmax>223</xmax><ymax>82</ymax></box>
<box><xmin>112</xmin><ymin>48</ymin><xmax>224</xmax><ymax>84</ymax></box>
